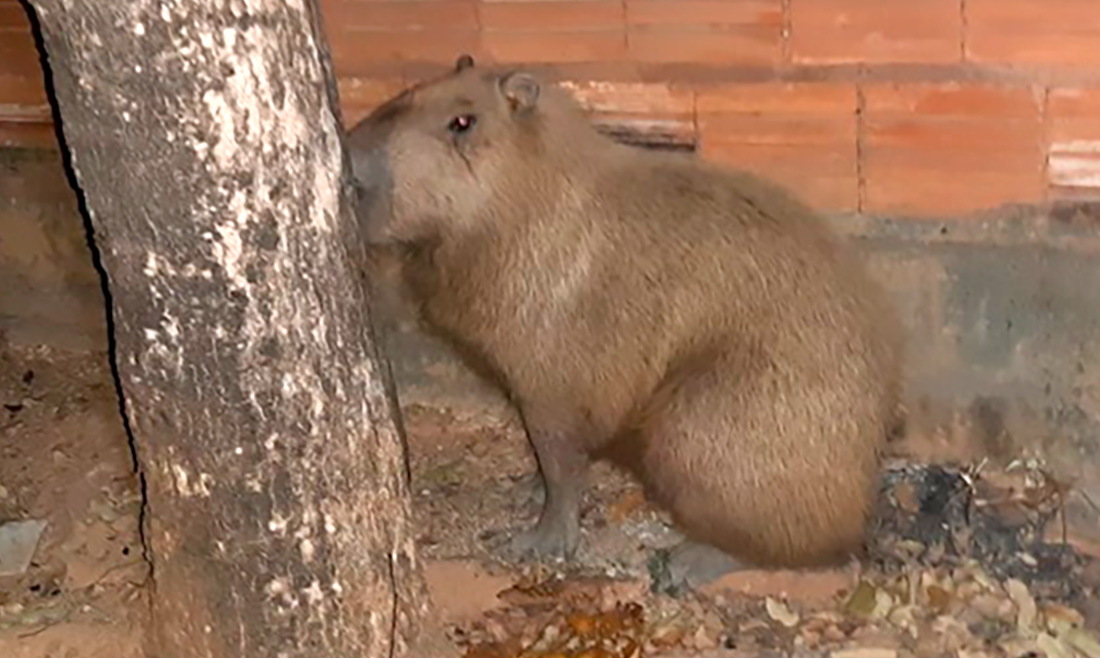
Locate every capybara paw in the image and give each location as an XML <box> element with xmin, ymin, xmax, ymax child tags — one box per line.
<box><xmin>650</xmin><ymin>541</ymin><xmax>745</xmax><ymax>595</ymax></box>
<box><xmin>513</xmin><ymin>474</ymin><xmax>545</xmax><ymax>512</ymax></box>
<box><xmin>505</xmin><ymin>519</ymin><xmax>579</xmax><ymax>562</ymax></box>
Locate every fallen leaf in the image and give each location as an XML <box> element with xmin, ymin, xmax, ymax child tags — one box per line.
<box><xmin>845</xmin><ymin>581</ymin><xmax>878</xmax><ymax>618</ymax></box>
<box><xmin>1005</xmin><ymin>578</ymin><xmax>1037</xmax><ymax>633</ymax></box>
<box><xmin>765</xmin><ymin>597</ymin><xmax>800</xmax><ymax>628</ymax></box>
<box><xmin>871</xmin><ymin>588</ymin><xmax>895</xmax><ymax>620</ymax></box>
<box><xmin>926</xmin><ymin>585</ymin><xmax>952</xmax><ymax>613</ymax></box>
<box><xmin>1037</xmin><ymin>632</ymin><xmax>1074</xmax><ymax>658</ymax></box>
<box><xmin>606</xmin><ymin>490</ymin><xmax>646</xmax><ymax>524</ymax></box>
<box><xmin>1065</xmin><ymin>628</ymin><xmax>1100</xmax><ymax>658</ymax></box>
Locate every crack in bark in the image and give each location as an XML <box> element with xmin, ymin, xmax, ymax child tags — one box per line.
<box><xmin>19</xmin><ymin>0</ymin><xmax>157</xmax><ymax>590</ymax></box>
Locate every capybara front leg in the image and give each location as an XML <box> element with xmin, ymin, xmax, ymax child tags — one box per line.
<box><xmin>508</xmin><ymin>410</ymin><xmax>589</xmax><ymax>560</ymax></box>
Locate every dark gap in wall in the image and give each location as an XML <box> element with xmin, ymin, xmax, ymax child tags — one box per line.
<box><xmin>593</xmin><ymin>119</ymin><xmax>697</xmax><ymax>154</ymax></box>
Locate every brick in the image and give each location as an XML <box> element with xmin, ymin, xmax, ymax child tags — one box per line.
<box><xmin>0</xmin><ymin>121</ymin><xmax>57</xmax><ymax>150</ymax></box>
<box><xmin>1046</xmin><ymin>88</ymin><xmax>1100</xmax><ymax>198</ymax></box>
<box><xmin>559</xmin><ymin>80</ymin><xmax>694</xmax><ymax>117</ymax></box>
<box><xmin>697</xmin><ymin>83</ymin><xmax>857</xmax><ymax>211</ymax></box>
<box><xmin>627</xmin><ymin>27</ymin><xmax>779</xmax><ymax>64</ymax></box>
<box><xmin>1046</xmin><ymin>87</ymin><xmax>1100</xmax><ymax>143</ymax></box>
<box><xmin>863</xmin><ymin>84</ymin><xmax>1042</xmax><ymax>152</ymax></box>
<box><xmin>558</xmin><ymin>80</ymin><xmax>696</xmax><ymax>147</ymax></box>
<box><xmin>0</xmin><ymin>74</ymin><xmax>48</xmax><ymax>109</ymax></box>
<box><xmin>625</xmin><ymin>0</ymin><xmax>780</xmax><ymax>64</ymax></box>
<box><xmin>0</xmin><ymin>3</ymin><xmax>31</xmax><ymax>31</ymax></box>
<box><xmin>626</xmin><ymin>0</ymin><xmax>782</xmax><ymax>28</ymax></box>
<box><xmin>863</xmin><ymin>83</ymin><xmax>1039</xmax><ymax>118</ymax></box>
<box><xmin>697</xmin><ymin>83</ymin><xmax>857</xmax><ymax>152</ymax></box>
<box><xmin>790</xmin><ymin>0</ymin><xmax>961</xmax><ymax>64</ymax></box>
<box><xmin>862</xmin><ymin>83</ymin><xmax>1044</xmax><ymax>215</ymax></box>
<box><xmin>481</xmin><ymin>1</ymin><xmax>623</xmax><ymax>31</ymax></box>
<box><xmin>629</xmin><ymin>0</ymin><xmax>783</xmax><ymax>65</ymax></box>
<box><xmin>864</xmin><ymin>169</ymin><xmax>1044</xmax><ymax>215</ymax></box>
<box><xmin>1047</xmin><ymin>87</ymin><xmax>1100</xmax><ymax>118</ymax></box>
<box><xmin>1048</xmin><ymin>152</ymin><xmax>1100</xmax><ymax>194</ymax></box>
<box><xmin>338</xmin><ymin>77</ymin><xmax>407</xmax><ymax>107</ymax></box>
<box><xmin>702</xmin><ymin>141</ymin><xmax>858</xmax><ymax>211</ymax></box>
<box><xmin>869</xmin><ymin>120</ymin><xmax>1040</xmax><ymax>152</ymax></box>
<box><xmin>697</xmin><ymin>82</ymin><xmax>855</xmax><ymax>115</ymax></box>
<box><xmin>337</xmin><ymin>77</ymin><xmax>407</xmax><ymax>127</ymax></box>
<box><xmin>594</xmin><ymin>116</ymin><xmax>697</xmax><ymax>149</ymax></box>
<box><xmin>482</xmin><ymin>30</ymin><xmax>625</xmax><ymax>63</ymax></box>
<box><xmin>323</xmin><ymin>1</ymin><xmax>479</xmax><ymax>31</ymax></box>
<box><xmin>967</xmin><ymin>0</ymin><xmax>1100</xmax><ymax>69</ymax></box>
<box><xmin>478</xmin><ymin>1</ymin><xmax>626</xmax><ymax>63</ymax></box>
<box><xmin>0</xmin><ymin>31</ymin><xmax>42</xmax><ymax>79</ymax></box>
<box><xmin>703</xmin><ymin>115</ymin><xmax>855</xmax><ymax>147</ymax></box>
<box><xmin>328</xmin><ymin>28</ymin><xmax>479</xmax><ymax>71</ymax></box>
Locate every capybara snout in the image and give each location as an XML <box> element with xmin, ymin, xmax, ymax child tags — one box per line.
<box><xmin>348</xmin><ymin>57</ymin><xmax>553</xmax><ymax>249</ymax></box>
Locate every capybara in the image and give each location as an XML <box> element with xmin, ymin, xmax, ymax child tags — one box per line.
<box><xmin>348</xmin><ymin>55</ymin><xmax>903</xmax><ymax>582</ymax></box>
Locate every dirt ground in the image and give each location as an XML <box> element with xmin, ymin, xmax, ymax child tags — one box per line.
<box><xmin>1</xmin><ymin>344</ymin><xmax>1099</xmax><ymax>658</ymax></box>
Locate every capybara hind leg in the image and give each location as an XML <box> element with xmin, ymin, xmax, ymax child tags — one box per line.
<box><xmin>507</xmin><ymin>407</ymin><xmax>590</xmax><ymax>560</ymax></box>
<box><xmin>657</xmin><ymin>540</ymin><xmax>746</xmax><ymax>593</ymax></box>
<box><xmin>640</xmin><ymin>352</ymin><xmax>882</xmax><ymax>569</ymax></box>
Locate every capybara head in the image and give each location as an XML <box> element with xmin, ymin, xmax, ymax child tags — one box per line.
<box><xmin>348</xmin><ymin>55</ymin><xmax>562</xmax><ymax>248</ymax></box>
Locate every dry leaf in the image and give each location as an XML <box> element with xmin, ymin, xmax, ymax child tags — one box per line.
<box><xmin>1064</xmin><ymin>628</ymin><xmax>1100</xmax><ymax>658</ymax></box>
<box><xmin>871</xmin><ymin>588</ymin><xmax>895</xmax><ymax>620</ymax></box>
<box><xmin>845</xmin><ymin>581</ymin><xmax>878</xmax><ymax>618</ymax></box>
<box><xmin>1042</xmin><ymin>603</ymin><xmax>1085</xmax><ymax>631</ymax></box>
<box><xmin>649</xmin><ymin>624</ymin><xmax>685</xmax><ymax>648</ymax></box>
<box><xmin>1037</xmin><ymin>632</ymin><xmax>1074</xmax><ymax>658</ymax></box>
<box><xmin>606</xmin><ymin>490</ymin><xmax>646</xmax><ymax>524</ymax></box>
<box><xmin>926</xmin><ymin>585</ymin><xmax>952</xmax><ymax>613</ymax></box>
<box><xmin>1005</xmin><ymin>578</ymin><xmax>1037</xmax><ymax>632</ymax></box>
<box><xmin>766</xmin><ymin>597</ymin><xmax>800</xmax><ymax>628</ymax></box>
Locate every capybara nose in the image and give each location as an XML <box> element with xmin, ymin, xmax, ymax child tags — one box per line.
<box><xmin>350</xmin><ymin>145</ymin><xmax>382</xmax><ymax>193</ymax></box>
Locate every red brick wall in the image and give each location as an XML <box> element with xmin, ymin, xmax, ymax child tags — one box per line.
<box><xmin>4</xmin><ymin>0</ymin><xmax>1100</xmax><ymax>217</ymax></box>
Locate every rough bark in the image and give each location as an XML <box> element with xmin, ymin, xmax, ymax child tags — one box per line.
<box><xmin>24</xmin><ymin>1</ymin><xmax>427</xmax><ymax>656</ymax></box>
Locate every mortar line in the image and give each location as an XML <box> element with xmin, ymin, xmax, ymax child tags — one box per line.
<box><xmin>621</xmin><ymin>0</ymin><xmax>629</xmax><ymax>54</ymax></box>
<box><xmin>781</xmin><ymin>0</ymin><xmax>793</xmax><ymax>65</ymax></box>
<box><xmin>1040</xmin><ymin>85</ymin><xmax>1052</xmax><ymax>204</ymax></box>
<box><xmin>856</xmin><ymin>75</ymin><xmax>867</xmax><ymax>214</ymax></box>
<box><xmin>959</xmin><ymin>0</ymin><xmax>968</xmax><ymax>62</ymax></box>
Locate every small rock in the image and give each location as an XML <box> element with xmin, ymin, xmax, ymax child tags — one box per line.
<box><xmin>0</xmin><ymin>519</ymin><xmax>48</xmax><ymax>577</ymax></box>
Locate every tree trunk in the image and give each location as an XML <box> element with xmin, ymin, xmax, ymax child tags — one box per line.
<box><xmin>24</xmin><ymin>1</ymin><xmax>427</xmax><ymax>656</ymax></box>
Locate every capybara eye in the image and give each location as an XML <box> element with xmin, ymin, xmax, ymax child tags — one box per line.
<box><xmin>448</xmin><ymin>114</ymin><xmax>477</xmax><ymax>135</ymax></box>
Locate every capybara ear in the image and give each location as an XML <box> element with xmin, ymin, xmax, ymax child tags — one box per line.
<box><xmin>498</xmin><ymin>71</ymin><xmax>540</xmax><ymax>113</ymax></box>
<box><xmin>454</xmin><ymin>54</ymin><xmax>475</xmax><ymax>72</ymax></box>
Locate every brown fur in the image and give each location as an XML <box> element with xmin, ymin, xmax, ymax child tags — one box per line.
<box><xmin>348</xmin><ymin>57</ymin><xmax>904</xmax><ymax>568</ymax></box>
